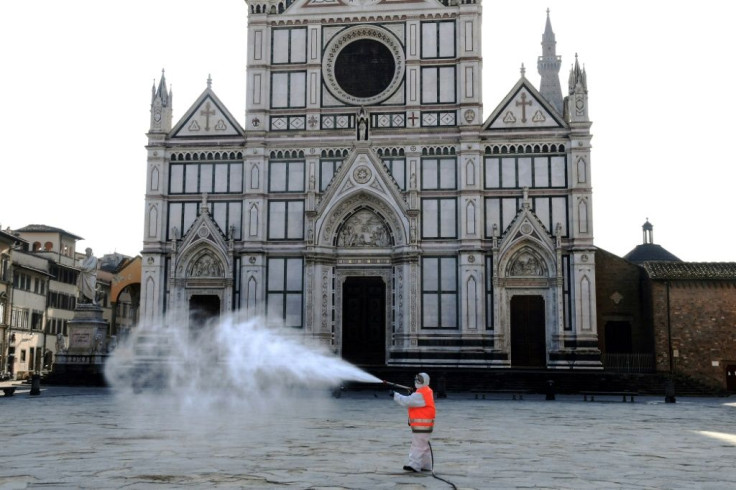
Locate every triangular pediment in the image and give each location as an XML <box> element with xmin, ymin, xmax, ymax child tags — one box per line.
<box><xmin>499</xmin><ymin>201</ymin><xmax>555</xmax><ymax>257</ymax></box>
<box><xmin>178</xmin><ymin>204</ymin><xmax>229</xmax><ymax>254</ymax></box>
<box><xmin>483</xmin><ymin>77</ymin><xmax>565</xmax><ymax>131</ymax></box>
<box><xmin>317</xmin><ymin>148</ymin><xmax>408</xmax><ymax>217</ymax></box>
<box><xmin>497</xmin><ymin>200</ymin><xmax>557</xmax><ymax>278</ymax></box>
<box><xmin>175</xmin><ymin>203</ymin><xmax>232</xmax><ymax>280</ymax></box>
<box><xmin>171</xmin><ymin>86</ymin><xmax>243</xmax><ymax>138</ymax></box>
<box><xmin>314</xmin><ymin>147</ymin><xmax>410</xmax><ymax>247</ymax></box>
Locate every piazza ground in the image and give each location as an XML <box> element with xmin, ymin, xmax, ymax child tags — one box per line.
<box><xmin>1</xmin><ymin>385</ymin><xmax>735</xmax><ymax>489</ymax></box>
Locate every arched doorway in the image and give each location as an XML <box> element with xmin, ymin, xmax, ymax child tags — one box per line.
<box><xmin>510</xmin><ymin>295</ymin><xmax>547</xmax><ymax>368</ymax></box>
<box><xmin>342</xmin><ymin>277</ymin><xmax>386</xmax><ymax>365</ymax></box>
<box><xmin>189</xmin><ymin>295</ymin><xmax>220</xmax><ymax>338</ymax></box>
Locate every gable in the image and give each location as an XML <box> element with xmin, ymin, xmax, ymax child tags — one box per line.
<box><xmin>484</xmin><ymin>78</ymin><xmax>565</xmax><ymax>131</ymax></box>
<box><xmin>171</xmin><ymin>89</ymin><xmax>243</xmax><ymax>138</ymax></box>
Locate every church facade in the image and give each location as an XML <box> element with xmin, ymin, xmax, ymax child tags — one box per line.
<box><xmin>141</xmin><ymin>0</ymin><xmax>599</xmax><ymax>369</ymax></box>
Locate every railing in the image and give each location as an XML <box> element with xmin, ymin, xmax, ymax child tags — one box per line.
<box><xmin>602</xmin><ymin>353</ymin><xmax>655</xmax><ymax>373</ymax></box>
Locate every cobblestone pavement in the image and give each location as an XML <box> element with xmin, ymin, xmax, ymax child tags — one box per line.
<box><xmin>1</xmin><ymin>385</ymin><xmax>735</xmax><ymax>489</ymax></box>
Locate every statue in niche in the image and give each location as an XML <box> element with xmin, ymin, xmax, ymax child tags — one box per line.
<box><xmin>357</xmin><ymin>107</ymin><xmax>369</xmax><ymax>141</ymax></box>
<box><xmin>510</xmin><ymin>251</ymin><xmax>544</xmax><ymax>277</ymax></box>
<box><xmin>336</xmin><ymin>210</ymin><xmax>391</xmax><ymax>248</ymax></box>
<box><xmin>190</xmin><ymin>253</ymin><xmax>222</xmax><ymax>277</ymax></box>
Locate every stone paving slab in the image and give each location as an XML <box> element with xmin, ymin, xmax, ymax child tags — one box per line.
<box><xmin>1</xmin><ymin>387</ymin><xmax>735</xmax><ymax>489</ymax></box>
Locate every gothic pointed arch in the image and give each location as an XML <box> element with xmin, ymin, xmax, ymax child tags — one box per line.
<box><xmin>334</xmin><ymin>206</ymin><xmax>394</xmax><ymax>248</ymax></box>
<box><xmin>506</xmin><ymin>246</ymin><xmax>549</xmax><ymax>277</ymax></box>
<box><xmin>497</xmin><ymin>196</ymin><xmax>557</xmax><ymax>281</ymax></box>
<box><xmin>174</xmin><ymin>202</ymin><xmax>233</xmax><ymax>282</ymax></box>
<box><xmin>316</xmin><ymin>190</ymin><xmax>407</xmax><ymax>247</ymax></box>
<box><xmin>187</xmin><ymin>249</ymin><xmax>226</xmax><ymax>278</ymax></box>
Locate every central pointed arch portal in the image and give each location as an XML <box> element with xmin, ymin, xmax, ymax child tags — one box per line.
<box><xmin>335</xmin><ymin>267</ymin><xmax>393</xmax><ymax>367</ymax></box>
<box><xmin>315</xmin><ymin>181</ymin><xmax>411</xmax><ymax>366</ymax></box>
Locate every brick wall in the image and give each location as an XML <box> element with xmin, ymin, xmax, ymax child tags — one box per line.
<box><xmin>651</xmin><ymin>280</ymin><xmax>736</xmax><ymax>389</ymax></box>
<box><xmin>595</xmin><ymin>248</ymin><xmax>651</xmax><ymax>353</ymax></box>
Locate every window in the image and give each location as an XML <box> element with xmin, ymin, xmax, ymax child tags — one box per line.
<box><xmin>484</xmin><ymin>155</ymin><xmax>567</xmax><ymax>189</ymax></box>
<box><xmin>48</xmin><ymin>291</ymin><xmax>76</xmax><ymax>310</ymax></box>
<box><xmin>421</xmin><ymin>158</ymin><xmax>456</xmax><ymax>190</ymax></box>
<box><xmin>383</xmin><ymin>158</ymin><xmax>406</xmax><ymax>190</ymax></box>
<box><xmin>31</xmin><ymin>311</ymin><xmax>43</xmax><ymax>331</ymax></box>
<box><xmin>266</xmin><ymin>257</ymin><xmax>303</xmax><ymax>328</ymax></box>
<box><xmin>484</xmin><ymin>196</ymin><xmax>568</xmax><ymax>238</ymax></box>
<box><xmin>271</xmin><ymin>27</ymin><xmax>307</xmax><ymax>64</ymax></box>
<box><xmin>271</xmin><ymin>71</ymin><xmax>307</xmax><ymax>108</ymax></box>
<box><xmin>320</xmin><ymin>159</ymin><xmax>342</xmax><ymax>191</ymax></box>
<box><xmin>169</xmin><ymin>163</ymin><xmax>243</xmax><ymax>194</ymax></box>
<box><xmin>47</xmin><ymin>317</ymin><xmax>65</xmax><ymax>335</ymax></box>
<box><xmin>268</xmin><ymin>200</ymin><xmax>304</xmax><ymax>240</ymax></box>
<box><xmin>11</xmin><ymin>307</ymin><xmax>29</xmax><ymax>329</ymax></box>
<box><xmin>422</xmin><ymin>257</ymin><xmax>458</xmax><ymax>328</ymax></box>
<box><xmin>269</xmin><ymin>161</ymin><xmax>305</xmax><ymax>192</ymax></box>
<box><xmin>421</xmin><ymin>21</ymin><xmax>456</xmax><ymax>59</ymax></box>
<box><xmin>49</xmin><ymin>264</ymin><xmax>78</xmax><ymax>285</ymax></box>
<box><xmin>422</xmin><ymin>198</ymin><xmax>457</xmax><ymax>239</ymax></box>
<box><xmin>168</xmin><ymin>201</ymin><xmax>243</xmax><ymax>241</ymax></box>
<box><xmin>421</xmin><ymin>66</ymin><xmax>456</xmax><ymax>104</ymax></box>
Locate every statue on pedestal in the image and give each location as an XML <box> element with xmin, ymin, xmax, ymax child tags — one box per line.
<box><xmin>77</xmin><ymin>247</ymin><xmax>98</xmax><ymax>305</ymax></box>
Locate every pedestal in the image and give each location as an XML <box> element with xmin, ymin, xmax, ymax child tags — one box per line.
<box><xmin>49</xmin><ymin>304</ymin><xmax>110</xmax><ymax>386</ymax></box>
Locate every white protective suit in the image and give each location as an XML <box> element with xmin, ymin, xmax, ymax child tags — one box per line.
<box><xmin>393</xmin><ymin>373</ymin><xmax>433</xmax><ymax>472</ymax></box>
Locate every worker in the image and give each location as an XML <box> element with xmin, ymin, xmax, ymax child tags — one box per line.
<box><xmin>392</xmin><ymin>372</ymin><xmax>435</xmax><ymax>472</ymax></box>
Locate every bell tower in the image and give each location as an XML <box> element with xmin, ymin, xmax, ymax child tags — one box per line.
<box><xmin>537</xmin><ymin>9</ymin><xmax>563</xmax><ymax>114</ymax></box>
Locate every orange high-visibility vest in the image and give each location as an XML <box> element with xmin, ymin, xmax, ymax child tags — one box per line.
<box><xmin>408</xmin><ymin>386</ymin><xmax>435</xmax><ymax>432</ymax></box>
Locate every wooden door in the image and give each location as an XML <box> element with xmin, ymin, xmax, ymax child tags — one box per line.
<box><xmin>342</xmin><ymin>277</ymin><xmax>386</xmax><ymax>365</ymax></box>
<box><xmin>510</xmin><ymin>295</ymin><xmax>547</xmax><ymax>368</ymax></box>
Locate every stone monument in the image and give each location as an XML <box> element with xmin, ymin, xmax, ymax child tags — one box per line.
<box><xmin>50</xmin><ymin>248</ymin><xmax>110</xmax><ymax>385</ymax></box>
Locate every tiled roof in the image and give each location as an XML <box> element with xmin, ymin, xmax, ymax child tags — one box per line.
<box><xmin>642</xmin><ymin>262</ymin><xmax>736</xmax><ymax>280</ymax></box>
<box><xmin>623</xmin><ymin>244</ymin><xmax>681</xmax><ymax>264</ymax></box>
<box><xmin>15</xmin><ymin>224</ymin><xmax>83</xmax><ymax>240</ymax></box>
<box><xmin>0</xmin><ymin>229</ymin><xmax>26</xmax><ymax>244</ymax></box>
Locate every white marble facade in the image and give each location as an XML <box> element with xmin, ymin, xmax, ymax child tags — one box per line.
<box><xmin>141</xmin><ymin>0</ymin><xmax>600</xmax><ymax>369</ymax></box>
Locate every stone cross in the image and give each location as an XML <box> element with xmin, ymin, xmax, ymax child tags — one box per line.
<box><xmin>200</xmin><ymin>102</ymin><xmax>215</xmax><ymax>131</ymax></box>
<box><xmin>516</xmin><ymin>92</ymin><xmax>531</xmax><ymax>123</ymax></box>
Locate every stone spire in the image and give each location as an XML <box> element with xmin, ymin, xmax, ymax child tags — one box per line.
<box><xmin>537</xmin><ymin>9</ymin><xmax>563</xmax><ymax>114</ymax></box>
<box><xmin>150</xmin><ymin>69</ymin><xmax>173</xmax><ymax>133</ymax></box>
<box><xmin>568</xmin><ymin>54</ymin><xmax>588</xmax><ymax>95</ymax></box>
<box><xmin>566</xmin><ymin>54</ymin><xmax>589</xmax><ymax>123</ymax></box>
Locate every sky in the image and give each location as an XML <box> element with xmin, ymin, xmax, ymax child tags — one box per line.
<box><xmin>1</xmin><ymin>0</ymin><xmax>734</xmax><ymax>262</ymax></box>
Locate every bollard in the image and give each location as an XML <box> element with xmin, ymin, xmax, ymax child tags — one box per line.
<box><xmin>664</xmin><ymin>378</ymin><xmax>676</xmax><ymax>404</ymax></box>
<box><xmin>545</xmin><ymin>379</ymin><xmax>556</xmax><ymax>401</ymax></box>
<box><xmin>30</xmin><ymin>374</ymin><xmax>41</xmax><ymax>396</ymax></box>
<box><xmin>436</xmin><ymin>375</ymin><xmax>447</xmax><ymax>398</ymax></box>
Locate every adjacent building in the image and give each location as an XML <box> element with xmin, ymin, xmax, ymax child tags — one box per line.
<box><xmin>0</xmin><ymin>225</ymin><xmax>139</xmax><ymax>380</ymax></box>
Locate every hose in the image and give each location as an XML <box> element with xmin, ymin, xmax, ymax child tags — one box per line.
<box><xmin>428</xmin><ymin>440</ymin><xmax>458</xmax><ymax>489</ymax></box>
